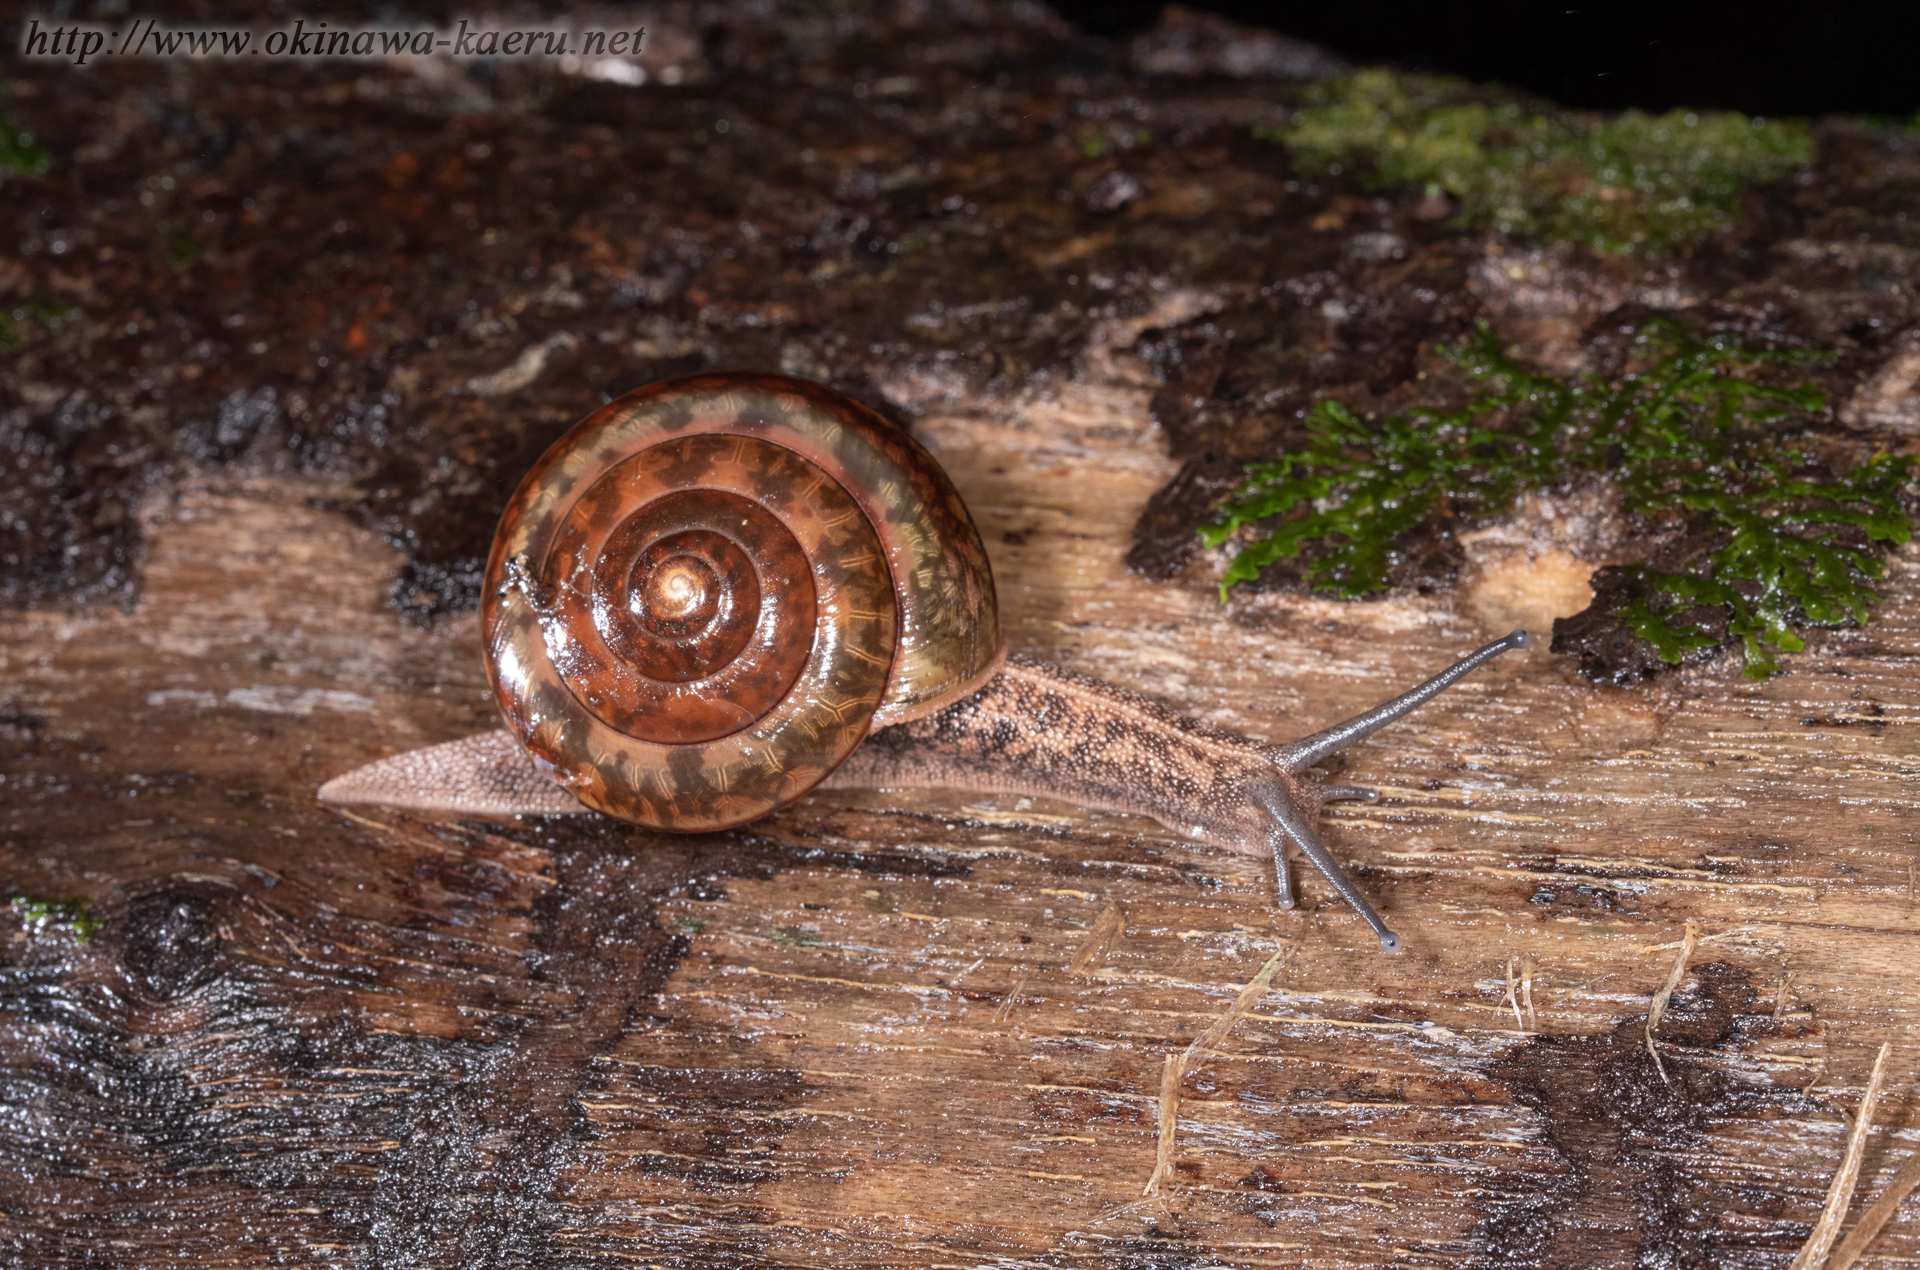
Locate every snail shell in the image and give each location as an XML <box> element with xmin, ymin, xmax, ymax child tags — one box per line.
<box><xmin>484</xmin><ymin>372</ymin><xmax>1002</xmax><ymax>832</ymax></box>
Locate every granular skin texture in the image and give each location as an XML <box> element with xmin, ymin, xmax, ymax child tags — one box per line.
<box><xmin>829</xmin><ymin>654</ymin><xmax>1315</xmax><ymax>857</ymax></box>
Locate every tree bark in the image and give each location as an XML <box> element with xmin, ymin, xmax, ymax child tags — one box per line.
<box><xmin>2</xmin><ymin>4</ymin><xmax>1917</xmax><ymax>1267</ymax></box>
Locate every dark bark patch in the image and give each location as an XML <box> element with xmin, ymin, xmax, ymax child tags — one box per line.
<box><xmin>1474</xmin><ymin>962</ymin><xmax>1821</xmax><ymax>1269</ymax></box>
<box><xmin>119</xmin><ymin>884</ymin><xmax>226</xmax><ymax>1002</ymax></box>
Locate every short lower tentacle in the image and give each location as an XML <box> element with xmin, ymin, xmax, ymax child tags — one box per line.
<box><xmin>1270</xmin><ymin>833</ymin><xmax>1296</xmax><ymax>910</ymax></box>
<box><xmin>1252</xmin><ymin>780</ymin><xmax>1403</xmax><ymax>954</ymax></box>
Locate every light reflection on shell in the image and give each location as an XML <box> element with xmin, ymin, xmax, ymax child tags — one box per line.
<box><xmin>482</xmin><ymin>372</ymin><xmax>1003</xmax><ymax>831</ymax></box>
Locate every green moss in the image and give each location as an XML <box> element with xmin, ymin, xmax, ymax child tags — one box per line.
<box><xmin>1057</xmin><ymin>120</ymin><xmax>1153</xmax><ymax>160</ymax></box>
<box><xmin>0</xmin><ymin>80</ymin><xmax>49</xmax><ymax>180</ymax></box>
<box><xmin>770</xmin><ymin>924</ymin><xmax>822</xmax><ymax>948</ymax></box>
<box><xmin>11</xmin><ymin>895</ymin><xmax>102</xmax><ymax>943</ymax></box>
<box><xmin>165</xmin><ymin>228</ymin><xmax>204</xmax><ymax>267</ymax></box>
<box><xmin>0</xmin><ymin>81</ymin><xmax>70</xmax><ymax>343</ymax></box>
<box><xmin>1203</xmin><ymin>323</ymin><xmax>1916</xmax><ymax>679</ymax></box>
<box><xmin>1257</xmin><ymin>69</ymin><xmax>1810</xmax><ymax>253</ymax></box>
<box><xmin>1</xmin><ymin>298</ymin><xmax>79</xmax><ymax>347</ymax></box>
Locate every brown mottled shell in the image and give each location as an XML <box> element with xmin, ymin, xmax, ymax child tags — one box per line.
<box><xmin>482</xmin><ymin>373</ymin><xmax>1003</xmax><ymax>831</ymax></box>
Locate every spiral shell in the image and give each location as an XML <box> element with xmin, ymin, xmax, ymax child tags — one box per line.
<box><xmin>482</xmin><ymin>373</ymin><xmax>1002</xmax><ymax>831</ymax></box>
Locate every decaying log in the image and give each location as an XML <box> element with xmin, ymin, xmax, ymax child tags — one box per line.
<box><xmin>2</xmin><ymin>3</ymin><xmax>1917</xmax><ymax>1267</ymax></box>
<box><xmin>4</xmin><ymin>343</ymin><xmax>1916</xmax><ymax>1266</ymax></box>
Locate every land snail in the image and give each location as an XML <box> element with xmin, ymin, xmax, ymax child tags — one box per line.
<box><xmin>320</xmin><ymin>372</ymin><xmax>1529</xmax><ymax>954</ymax></box>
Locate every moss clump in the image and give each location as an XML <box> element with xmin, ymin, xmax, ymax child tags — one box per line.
<box><xmin>1</xmin><ymin>299</ymin><xmax>78</xmax><ymax>347</ymax></box>
<box><xmin>0</xmin><ymin>80</ymin><xmax>49</xmax><ymax>180</ymax></box>
<box><xmin>1203</xmin><ymin>323</ymin><xmax>1916</xmax><ymax>679</ymax></box>
<box><xmin>11</xmin><ymin>895</ymin><xmax>102</xmax><ymax>942</ymax></box>
<box><xmin>1258</xmin><ymin>69</ymin><xmax>1810</xmax><ymax>253</ymax></box>
<box><xmin>165</xmin><ymin>228</ymin><xmax>204</xmax><ymax>267</ymax></box>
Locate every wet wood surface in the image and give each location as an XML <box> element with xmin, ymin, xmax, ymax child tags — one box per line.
<box><xmin>3</xmin><ymin>344</ymin><xmax>1917</xmax><ymax>1267</ymax></box>
<box><xmin>4</xmin><ymin>3</ymin><xmax>1920</xmax><ymax>1266</ymax></box>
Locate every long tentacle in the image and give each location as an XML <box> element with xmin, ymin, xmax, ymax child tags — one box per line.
<box><xmin>1252</xmin><ymin>780</ymin><xmax>1402</xmax><ymax>954</ymax></box>
<box><xmin>1274</xmin><ymin>629</ymin><xmax>1528</xmax><ymax>773</ymax></box>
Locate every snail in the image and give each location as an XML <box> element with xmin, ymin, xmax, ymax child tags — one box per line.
<box><xmin>319</xmin><ymin>372</ymin><xmax>1529</xmax><ymax>953</ymax></box>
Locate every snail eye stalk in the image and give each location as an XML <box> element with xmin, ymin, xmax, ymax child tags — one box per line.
<box><xmin>1275</xmin><ymin>630</ymin><xmax>1529</xmax><ymax>774</ymax></box>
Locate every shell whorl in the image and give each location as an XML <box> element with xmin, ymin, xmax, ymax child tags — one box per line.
<box><xmin>482</xmin><ymin>373</ymin><xmax>1002</xmax><ymax>831</ymax></box>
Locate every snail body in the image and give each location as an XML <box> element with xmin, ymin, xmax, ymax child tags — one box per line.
<box><xmin>321</xmin><ymin>373</ymin><xmax>1529</xmax><ymax>953</ymax></box>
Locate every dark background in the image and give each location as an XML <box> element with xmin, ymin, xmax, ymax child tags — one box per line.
<box><xmin>1052</xmin><ymin>1</ymin><xmax>1920</xmax><ymax>118</ymax></box>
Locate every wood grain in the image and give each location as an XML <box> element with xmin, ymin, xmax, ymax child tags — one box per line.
<box><xmin>3</xmin><ymin>341</ymin><xmax>1916</xmax><ymax>1266</ymax></box>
